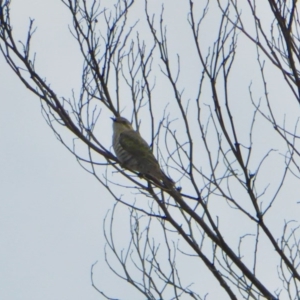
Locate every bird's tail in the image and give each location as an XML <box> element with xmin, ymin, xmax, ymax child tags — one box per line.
<box><xmin>144</xmin><ymin>170</ymin><xmax>175</xmax><ymax>189</ymax></box>
<box><xmin>161</xmin><ymin>171</ymin><xmax>175</xmax><ymax>189</ymax></box>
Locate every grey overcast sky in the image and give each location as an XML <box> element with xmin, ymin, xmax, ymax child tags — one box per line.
<box><xmin>1</xmin><ymin>1</ymin><xmax>300</xmax><ymax>299</ymax></box>
<box><xmin>0</xmin><ymin>1</ymin><xmax>132</xmax><ymax>299</ymax></box>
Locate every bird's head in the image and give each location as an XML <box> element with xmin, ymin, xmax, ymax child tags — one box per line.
<box><xmin>111</xmin><ymin>116</ymin><xmax>134</xmax><ymax>133</ymax></box>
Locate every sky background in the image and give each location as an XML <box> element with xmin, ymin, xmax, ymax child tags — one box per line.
<box><xmin>0</xmin><ymin>1</ymin><xmax>133</xmax><ymax>299</ymax></box>
<box><xmin>1</xmin><ymin>1</ymin><xmax>300</xmax><ymax>299</ymax></box>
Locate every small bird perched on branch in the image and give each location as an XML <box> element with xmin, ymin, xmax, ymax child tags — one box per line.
<box><xmin>112</xmin><ymin>116</ymin><xmax>174</xmax><ymax>188</ymax></box>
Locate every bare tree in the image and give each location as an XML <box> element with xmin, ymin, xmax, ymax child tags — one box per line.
<box><xmin>1</xmin><ymin>0</ymin><xmax>300</xmax><ymax>299</ymax></box>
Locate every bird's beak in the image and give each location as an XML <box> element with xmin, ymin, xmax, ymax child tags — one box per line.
<box><xmin>111</xmin><ymin>117</ymin><xmax>116</xmax><ymax>122</ymax></box>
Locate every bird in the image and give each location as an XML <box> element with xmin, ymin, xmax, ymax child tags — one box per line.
<box><xmin>111</xmin><ymin>116</ymin><xmax>174</xmax><ymax>188</ymax></box>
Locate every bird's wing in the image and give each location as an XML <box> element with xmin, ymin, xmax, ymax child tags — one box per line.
<box><xmin>119</xmin><ymin>130</ymin><xmax>153</xmax><ymax>158</ymax></box>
